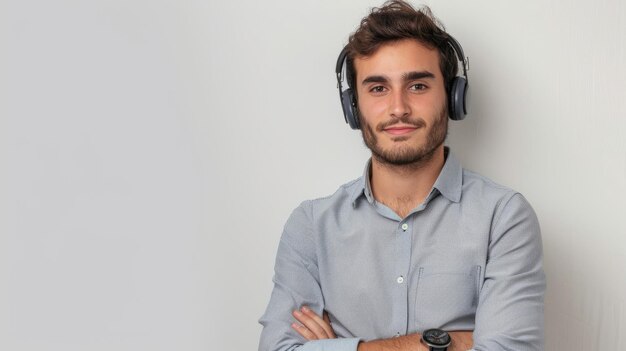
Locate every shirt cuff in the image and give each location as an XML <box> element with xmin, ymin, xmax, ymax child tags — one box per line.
<box><xmin>298</xmin><ymin>338</ymin><xmax>361</xmax><ymax>351</ymax></box>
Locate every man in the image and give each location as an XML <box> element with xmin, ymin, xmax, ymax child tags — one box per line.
<box><xmin>259</xmin><ymin>1</ymin><xmax>545</xmax><ymax>350</ymax></box>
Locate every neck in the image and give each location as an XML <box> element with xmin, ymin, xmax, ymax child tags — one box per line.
<box><xmin>370</xmin><ymin>146</ymin><xmax>446</xmax><ymax>218</ymax></box>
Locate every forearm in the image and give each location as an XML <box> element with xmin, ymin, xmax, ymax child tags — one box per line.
<box><xmin>357</xmin><ymin>333</ymin><xmax>421</xmax><ymax>351</ymax></box>
<box><xmin>357</xmin><ymin>331</ymin><xmax>473</xmax><ymax>351</ymax></box>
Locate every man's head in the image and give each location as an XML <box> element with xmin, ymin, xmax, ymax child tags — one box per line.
<box><xmin>343</xmin><ymin>1</ymin><xmax>458</xmax><ymax>166</ymax></box>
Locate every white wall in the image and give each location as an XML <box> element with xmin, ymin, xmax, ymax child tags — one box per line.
<box><xmin>1</xmin><ymin>0</ymin><xmax>625</xmax><ymax>350</ymax></box>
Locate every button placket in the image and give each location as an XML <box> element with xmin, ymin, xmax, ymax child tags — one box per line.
<box><xmin>392</xmin><ymin>217</ymin><xmax>412</xmax><ymax>337</ymax></box>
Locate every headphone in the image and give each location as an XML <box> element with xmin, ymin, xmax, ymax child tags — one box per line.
<box><xmin>335</xmin><ymin>35</ymin><xmax>470</xmax><ymax>129</ymax></box>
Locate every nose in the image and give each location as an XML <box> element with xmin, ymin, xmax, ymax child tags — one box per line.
<box><xmin>388</xmin><ymin>90</ymin><xmax>410</xmax><ymax>119</ymax></box>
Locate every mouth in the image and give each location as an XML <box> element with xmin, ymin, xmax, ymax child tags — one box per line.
<box><xmin>383</xmin><ymin>125</ymin><xmax>420</xmax><ymax>136</ymax></box>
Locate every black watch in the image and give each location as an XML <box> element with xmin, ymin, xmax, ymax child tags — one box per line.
<box><xmin>422</xmin><ymin>328</ymin><xmax>451</xmax><ymax>351</ymax></box>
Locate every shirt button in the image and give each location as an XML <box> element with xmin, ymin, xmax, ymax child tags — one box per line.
<box><xmin>401</xmin><ymin>223</ymin><xmax>409</xmax><ymax>231</ymax></box>
<box><xmin>397</xmin><ymin>276</ymin><xmax>404</xmax><ymax>284</ymax></box>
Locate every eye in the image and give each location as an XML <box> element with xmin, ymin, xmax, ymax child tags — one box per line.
<box><xmin>369</xmin><ymin>85</ymin><xmax>387</xmax><ymax>93</ymax></box>
<box><xmin>410</xmin><ymin>83</ymin><xmax>428</xmax><ymax>91</ymax></box>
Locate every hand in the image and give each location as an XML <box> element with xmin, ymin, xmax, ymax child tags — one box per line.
<box><xmin>291</xmin><ymin>306</ymin><xmax>336</xmax><ymax>340</ymax></box>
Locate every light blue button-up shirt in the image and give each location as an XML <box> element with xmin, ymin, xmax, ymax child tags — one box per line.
<box><xmin>259</xmin><ymin>149</ymin><xmax>545</xmax><ymax>351</ymax></box>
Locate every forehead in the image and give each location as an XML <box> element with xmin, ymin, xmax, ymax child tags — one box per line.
<box><xmin>353</xmin><ymin>39</ymin><xmax>441</xmax><ymax>81</ymax></box>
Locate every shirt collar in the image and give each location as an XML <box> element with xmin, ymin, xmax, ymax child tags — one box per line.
<box><xmin>349</xmin><ymin>159</ymin><xmax>374</xmax><ymax>206</ymax></box>
<box><xmin>433</xmin><ymin>147</ymin><xmax>462</xmax><ymax>203</ymax></box>
<box><xmin>350</xmin><ymin>147</ymin><xmax>462</xmax><ymax>207</ymax></box>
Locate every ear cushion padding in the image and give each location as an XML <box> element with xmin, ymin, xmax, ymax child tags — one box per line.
<box><xmin>342</xmin><ymin>89</ymin><xmax>360</xmax><ymax>129</ymax></box>
<box><xmin>449</xmin><ymin>77</ymin><xmax>468</xmax><ymax>121</ymax></box>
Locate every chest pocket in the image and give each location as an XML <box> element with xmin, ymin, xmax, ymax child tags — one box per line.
<box><xmin>414</xmin><ymin>265</ymin><xmax>481</xmax><ymax>331</ymax></box>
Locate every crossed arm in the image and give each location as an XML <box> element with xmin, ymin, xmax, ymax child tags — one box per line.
<box><xmin>260</xmin><ymin>194</ymin><xmax>545</xmax><ymax>351</ymax></box>
<box><xmin>291</xmin><ymin>306</ymin><xmax>473</xmax><ymax>351</ymax></box>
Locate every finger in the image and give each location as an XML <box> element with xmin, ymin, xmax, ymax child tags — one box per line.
<box><xmin>322</xmin><ymin>311</ymin><xmax>336</xmax><ymax>338</ymax></box>
<box><xmin>292</xmin><ymin>308</ymin><xmax>330</xmax><ymax>339</ymax></box>
<box><xmin>292</xmin><ymin>309</ymin><xmax>329</xmax><ymax>339</ymax></box>
<box><xmin>301</xmin><ymin>306</ymin><xmax>334</xmax><ymax>339</ymax></box>
<box><xmin>291</xmin><ymin>322</ymin><xmax>316</xmax><ymax>340</ymax></box>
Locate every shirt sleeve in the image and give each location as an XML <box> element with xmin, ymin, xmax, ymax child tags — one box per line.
<box><xmin>258</xmin><ymin>201</ymin><xmax>361</xmax><ymax>351</ymax></box>
<box><xmin>472</xmin><ymin>193</ymin><xmax>546</xmax><ymax>351</ymax></box>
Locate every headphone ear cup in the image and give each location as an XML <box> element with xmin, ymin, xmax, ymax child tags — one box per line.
<box><xmin>342</xmin><ymin>88</ymin><xmax>360</xmax><ymax>129</ymax></box>
<box><xmin>449</xmin><ymin>77</ymin><xmax>468</xmax><ymax>121</ymax></box>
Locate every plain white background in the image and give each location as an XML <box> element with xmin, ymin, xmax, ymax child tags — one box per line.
<box><xmin>1</xmin><ymin>0</ymin><xmax>625</xmax><ymax>350</ymax></box>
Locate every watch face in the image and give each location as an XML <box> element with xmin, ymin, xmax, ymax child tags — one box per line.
<box><xmin>423</xmin><ymin>329</ymin><xmax>451</xmax><ymax>346</ymax></box>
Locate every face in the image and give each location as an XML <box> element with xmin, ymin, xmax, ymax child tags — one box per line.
<box><xmin>354</xmin><ymin>39</ymin><xmax>448</xmax><ymax>166</ymax></box>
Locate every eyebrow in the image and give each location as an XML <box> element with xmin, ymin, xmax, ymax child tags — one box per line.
<box><xmin>361</xmin><ymin>71</ymin><xmax>435</xmax><ymax>85</ymax></box>
<box><xmin>404</xmin><ymin>71</ymin><xmax>435</xmax><ymax>81</ymax></box>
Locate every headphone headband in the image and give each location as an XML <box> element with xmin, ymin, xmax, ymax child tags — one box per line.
<box><xmin>446</xmin><ymin>35</ymin><xmax>469</xmax><ymax>80</ymax></box>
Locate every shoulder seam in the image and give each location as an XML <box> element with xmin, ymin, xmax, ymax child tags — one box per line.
<box><xmin>491</xmin><ymin>191</ymin><xmax>522</xmax><ymax>232</ymax></box>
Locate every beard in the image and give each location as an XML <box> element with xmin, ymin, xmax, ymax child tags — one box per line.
<box><xmin>359</xmin><ymin>104</ymin><xmax>448</xmax><ymax>167</ymax></box>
